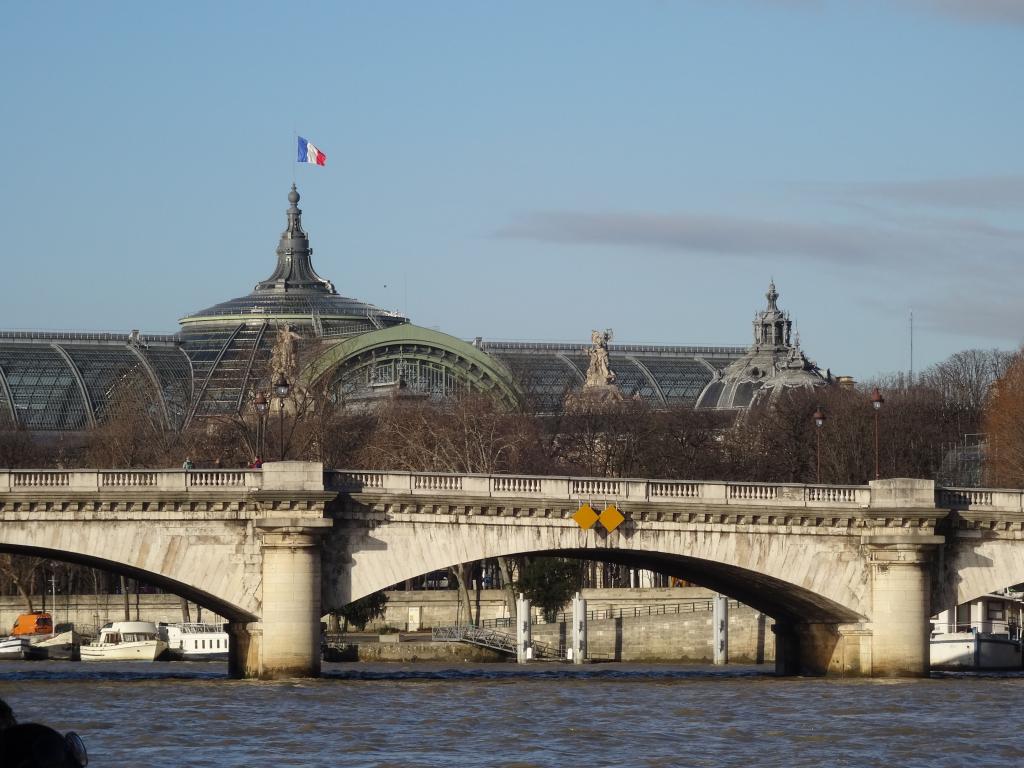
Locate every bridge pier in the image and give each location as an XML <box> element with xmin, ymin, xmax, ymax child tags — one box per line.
<box><xmin>229</xmin><ymin>519</ymin><xmax>332</xmax><ymax>679</ymax></box>
<box><xmin>864</xmin><ymin>537</ymin><xmax>942</xmax><ymax>677</ymax></box>
<box><xmin>772</xmin><ymin>537</ymin><xmax>941</xmax><ymax>678</ymax></box>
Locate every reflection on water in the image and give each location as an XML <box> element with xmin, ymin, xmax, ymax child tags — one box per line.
<box><xmin>2</xmin><ymin>661</ymin><xmax>1023</xmax><ymax>767</ymax></box>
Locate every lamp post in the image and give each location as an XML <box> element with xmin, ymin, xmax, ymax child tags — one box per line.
<box><xmin>274</xmin><ymin>374</ymin><xmax>290</xmax><ymax>461</ymax></box>
<box><xmin>253</xmin><ymin>392</ymin><xmax>268</xmax><ymax>462</ymax></box>
<box><xmin>813</xmin><ymin>407</ymin><xmax>826</xmax><ymax>484</ymax></box>
<box><xmin>870</xmin><ymin>387</ymin><xmax>885</xmax><ymax>480</ymax></box>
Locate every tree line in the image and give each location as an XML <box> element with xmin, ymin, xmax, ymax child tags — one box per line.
<box><xmin>2</xmin><ymin>345</ymin><xmax>1022</xmax><ymax>614</ymax></box>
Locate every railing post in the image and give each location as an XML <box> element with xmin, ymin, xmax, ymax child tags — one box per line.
<box><xmin>68</xmin><ymin>471</ymin><xmax>99</xmax><ymax>492</ymax></box>
<box><xmin>0</xmin><ymin>470</ymin><xmax>9</xmax><ymax>493</ymax></box>
<box><xmin>157</xmin><ymin>471</ymin><xmax>188</xmax><ymax>492</ymax></box>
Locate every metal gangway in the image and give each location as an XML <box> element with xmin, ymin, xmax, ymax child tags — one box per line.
<box><xmin>431</xmin><ymin>625</ymin><xmax>565</xmax><ymax>661</ymax></box>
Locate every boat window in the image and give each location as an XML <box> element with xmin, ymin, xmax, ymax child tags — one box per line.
<box><xmin>987</xmin><ymin>602</ymin><xmax>1006</xmax><ymax>621</ymax></box>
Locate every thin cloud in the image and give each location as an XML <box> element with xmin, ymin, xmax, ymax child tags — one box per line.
<box><xmin>833</xmin><ymin>201</ymin><xmax>1024</xmax><ymax>240</ymax></box>
<box><xmin>745</xmin><ymin>0</ymin><xmax>1024</xmax><ymax>25</ymax></box>
<box><xmin>910</xmin><ymin>283</ymin><xmax>1024</xmax><ymax>341</ymax></box>
<box><xmin>831</xmin><ymin>176</ymin><xmax>1024</xmax><ymax>212</ymax></box>
<box><xmin>496</xmin><ymin>209</ymin><xmax>992</xmax><ymax>266</ymax></box>
<box><xmin>911</xmin><ymin>0</ymin><xmax>1024</xmax><ymax>24</ymax></box>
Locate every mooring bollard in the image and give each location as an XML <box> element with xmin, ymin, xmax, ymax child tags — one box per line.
<box><xmin>516</xmin><ymin>593</ymin><xmax>532</xmax><ymax>664</ymax></box>
<box><xmin>572</xmin><ymin>592</ymin><xmax>587</xmax><ymax>664</ymax></box>
<box><xmin>713</xmin><ymin>593</ymin><xmax>729</xmax><ymax>665</ymax></box>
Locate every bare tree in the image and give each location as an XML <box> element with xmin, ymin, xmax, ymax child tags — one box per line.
<box><xmin>918</xmin><ymin>348</ymin><xmax>1017</xmax><ymax>412</ymax></box>
<box><xmin>0</xmin><ymin>555</ymin><xmax>46</xmax><ymax>612</ymax></box>
<box><xmin>983</xmin><ymin>352</ymin><xmax>1024</xmax><ymax>487</ymax></box>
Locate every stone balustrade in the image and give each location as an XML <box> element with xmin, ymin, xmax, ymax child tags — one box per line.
<box><xmin>0</xmin><ymin>468</ymin><xmax>263</xmax><ymax>493</ymax></box>
<box><xmin>3</xmin><ymin>467</ymin><xmax>1023</xmax><ymax>514</ymax></box>
<box><xmin>327</xmin><ymin>470</ymin><xmax>1024</xmax><ymax>513</ymax></box>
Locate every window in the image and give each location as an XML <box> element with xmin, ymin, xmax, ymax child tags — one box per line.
<box><xmin>987</xmin><ymin>601</ymin><xmax>1005</xmax><ymax>621</ymax></box>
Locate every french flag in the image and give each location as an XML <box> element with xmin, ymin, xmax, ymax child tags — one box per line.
<box><xmin>297</xmin><ymin>136</ymin><xmax>327</xmax><ymax>166</ymax></box>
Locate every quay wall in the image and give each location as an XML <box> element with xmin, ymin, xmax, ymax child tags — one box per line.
<box><xmin>530</xmin><ymin>602</ymin><xmax>774</xmax><ymax>663</ymax></box>
<box><xmin>369</xmin><ymin>586</ymin><xmax>723</xmax><ymax>631</ymax></box>
<box><xmin>325</xmin><ymin>643</ymin><xmax>506</xmax><ymax>663</ymax></box>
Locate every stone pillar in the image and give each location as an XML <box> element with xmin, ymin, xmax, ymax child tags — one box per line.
<box><xmin>255</xmin><ymin>520</ymin><xmax>332</xmax><ymax>678</ymax></box>
<box><xmin>866</xmin><ymin>536</ymin><xmax>943</xmax><ymax>677</ymax></box>
<box><xmin>772</xmin><ymin>622</ymin><xmax>799</xmax><ymax>676</ymax></box>
<box><xmin>713</xmin><ymin>593</ymin><xmax>729</xmax><ymax>665</ymax></box>
<box><xmin>516</xmin><ymin>594</ymin><xmax>532</xmax><ymax>664</ymax></box>
<box><xmin>571</xmin><ymin>592</ymin><xmax>587</xmax><ymax>665</ymax></box>
<box><xmin>227</xmin><ymin>621</ymin><xmax>262</xmax><ymax>679</ymax></box>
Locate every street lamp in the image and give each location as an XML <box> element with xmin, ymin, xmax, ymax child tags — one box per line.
<box><xmin>870</xmin><ymin>387</ymin><xmax>885</xmax><ymax>480</ymax></box>
<box><xmin>253</xmin><ymin>392</ymin><xmax>268</xmax><ymax>462</ymax></box>
<box><xmin>274</xmin><ymin>374</ymin><xmax>290</xmax><ymax>461</ymax></box>
<box><xmin>813</xmin><ymin>406</ymin><xmax>826</xmax><ymax>484</ymax></box>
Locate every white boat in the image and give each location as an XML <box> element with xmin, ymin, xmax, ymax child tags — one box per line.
<box><xmin>0</xmin><ymin>636</ymin><xmax>30</xmax><ymax>660</ymax></box>
<box><xmin>931</xmin><ymin>629</ymin><xmax>1022</xmax><ymax>670</ymax></box>
<box><xmin>80</xmin><ymin>621</ymin><xmax>168</xmax><ymax>662</ymax></box>
<box><xmin>931</xmin><ymin>593</ymin><xmax>1024</xmax><ymax>671</ymax></box>
<box><xmin>158</xmin><ymin>622</ymin><xmax>230</xmax><ymax>661</ymax></box>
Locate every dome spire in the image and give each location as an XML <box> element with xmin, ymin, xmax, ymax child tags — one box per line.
<box><xmin>254</xmin><ymin>185</ymin><xmax>336</xmax><ymax>295</ymax></box>
<box><xmin>285</xmin><ymin>183</ymin><xmax>305</xmax><ymax>237</ymax></box>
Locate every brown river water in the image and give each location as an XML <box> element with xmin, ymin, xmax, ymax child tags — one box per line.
<box><xmin>2</xmin><ymin>661</ymin><xmax>1023</xmax><ymax>767</ymax></box>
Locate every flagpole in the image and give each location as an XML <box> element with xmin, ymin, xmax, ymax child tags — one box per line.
<box><xmin>292</xmin><ymin>128</ymin><xmax>296</xmax><ymax>185</ymax></box>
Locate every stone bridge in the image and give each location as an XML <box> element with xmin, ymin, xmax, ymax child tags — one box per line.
<box><xmin>2</xmin><ymin>463</ymin><xmax>1023</xmax><ymax>678</ymax></box>
<box><xmin>0</xmin><ymin>463</ymin><xmax>332</xmax><ymax>679</ymax></box>
<box><xmin>326</xmin><ymin>471</ymin><xmax>1024</xmax><ymax>678</ymax></box>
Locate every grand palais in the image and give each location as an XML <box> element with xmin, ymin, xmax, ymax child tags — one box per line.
<box><xmin>0</xmin><ymin>186</ymin><xmax>832</xmax><ymax>435</ymax></box>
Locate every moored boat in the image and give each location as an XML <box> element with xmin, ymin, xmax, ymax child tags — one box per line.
<box><xmin>931</xmin><ymin>592</ymin><xmax>1024</xmax><ymax>671</ymax></box>
<box><xmin>27</xmin><ymin>628</ymin><xmax>81</xmax><ymax>661</ymax></box>
<box><xmin>1</xmin><ymin>611</ymin><xmax>59</xmax><ymax>660</ymax></box>
<box><xmin>930</xmin><ymin>629</ymin><xmax>1022</xmax><ymax>671</ymax></box>
<box><xmin>80</xmin><ymin>621</ymin><xmax>168</xmax><ymax>662</ymax></box>
<box><xmin>158</xmin><ymin>622</ymin><xmax>230</xmax><ymax>661</ymax></box>
<box><xmin>0</xmin><ymin>636</ymin><xmax>30</xmax><ymax>660</ymax></box>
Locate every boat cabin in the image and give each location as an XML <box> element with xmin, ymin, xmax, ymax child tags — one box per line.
<box><xmin>932</xmin><ymin>593</ymin><xmax>1023</xmax><ymax>638</ymax></box>
<box><xmin>10</xmin><ymin>611</ymin><xmax>53</xmax><ymax>636</ymax></box>
<box><xmin>97</xmin><ymin>621</ymin><xmax>161</xmax><ymax>644</ymax></box>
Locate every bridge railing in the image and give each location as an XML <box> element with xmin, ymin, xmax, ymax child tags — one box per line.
<box><xmin>0</xmin><ymin>469</ymin><xmax>263</xmax><ymax>493</ymax></box>
<box><xmin>328</xmin><ymin>470</ymin><xmax>1024</xmax><ymax>513</ymax></box>
<box><xmin>935</xmin><ymin>487</ymin><xmax>1024</xmax><ymax>512</ymax></box>
<box><xmin>327</xmin><ymin>470</ymin><xmax>872</xmax><ymax>507</ymax></box>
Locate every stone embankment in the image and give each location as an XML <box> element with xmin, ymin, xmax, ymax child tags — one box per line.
<box><xmin>329</xmin><ymin>587</ymin><xmax>775</xmax><ymax>664</ymax></box>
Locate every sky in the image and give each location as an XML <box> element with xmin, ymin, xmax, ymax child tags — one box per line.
<box><xmin>1</xmin><ymin>0</ymin><xmax>1022</xmax><ymax>380</ymax></box>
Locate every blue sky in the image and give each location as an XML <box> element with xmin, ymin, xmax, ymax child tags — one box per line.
<box><xmin>1</xmin><ymin>1</ymin><xmax>1022</xmax><ymax>379</ymax></box>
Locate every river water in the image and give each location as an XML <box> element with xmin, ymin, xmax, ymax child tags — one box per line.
<box><xmin>2</xmin><ymin>661</ymin><xmax>1023</xmax><ymax>767</ymax></box>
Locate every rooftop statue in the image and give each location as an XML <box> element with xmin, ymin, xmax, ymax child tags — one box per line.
<box><xmin>586</xmin><ymin>329</ymin><xmax>617</xmax><ymax>388</ymax></box>
<box><xmin>271</xmin><ymin>324</ymin><xmax>301</xmax><ymax>382</ymax></box>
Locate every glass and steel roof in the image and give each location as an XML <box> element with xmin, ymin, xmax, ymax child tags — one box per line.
<box><xmin>0</xmin><ymin>332</ymin><xmax>192</xmax><ymax>432</ymax></box>
<box><xmin>478</xmin><ymin>341</ymin><xmax>746</xmax><ymax>413</ymax></box>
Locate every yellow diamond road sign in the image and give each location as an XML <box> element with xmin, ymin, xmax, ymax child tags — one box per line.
<box><xmin>599</xmin><ymin>504</ymin><xmax>625</xmax><ymax>533</ymax></box>
<box><xmin>573</xmin><ymin>503</ymin><xmax>599</xmax><ymax>530</ymax></box>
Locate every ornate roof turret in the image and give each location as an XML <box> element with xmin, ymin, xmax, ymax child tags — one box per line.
<box><xmin>753</xmin><ymin>279</ymin><xmax>792</xmax><ymax>349</ymax></box>
<box><xmin>695</xmin><ymin>281</ymin><xmax>831</xmax><ymax>409</ymax></box>
<box><xmin>254</xmin><ymin>184</ymin><xmax>335</xmax><ymax>294</ymax></box>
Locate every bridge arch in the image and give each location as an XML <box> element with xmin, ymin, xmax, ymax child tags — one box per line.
<box><xmin>0</xmin><ymin>543</ymin><xmax>257</xmax><ymax>622</ymax></box>
<box><xmin>325</xmin><ymin>505</ymin><xmax>871</xmax><ymax>627</ymax></box>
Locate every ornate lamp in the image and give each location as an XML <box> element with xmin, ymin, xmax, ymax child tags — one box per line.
<box><xmin>813</xmin><ymin>407</ymin><xmax>826</xmax><ymax>483</ymax></box>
